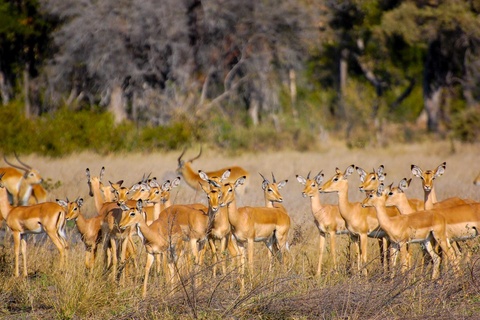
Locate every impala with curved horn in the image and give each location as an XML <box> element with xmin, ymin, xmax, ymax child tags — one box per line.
<box><xmin>1</xmin><ymin>152</ymin><xmax>43</xmax><ymax>205</ymax></box>
<box><xmin>176</xmin><ymin>147</ymin><xmax>250</xmax><ymax>195</ymax></box>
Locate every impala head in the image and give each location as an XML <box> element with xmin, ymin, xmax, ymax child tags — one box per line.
<box><xmin>147</xmin><ymin>177</ymin><xmax>181</xmax><ymax>204</ymax></box>
<box><xmin>129</xmin><ymin>174</ymin><xmax>152</xmax><ymax>201</ymax></box>
<box><xmin>200</xmin><ymin>181</ymin><xmax>222</xmax><ymax>213</ymax></box>
<box><xmin>110</xmin><ymin>180</ymin><xmax>130</xmax><ymax>205</ymax></box>
<box><xmin>198</xmin><ymin>169</ymin><xmax>231</xmax><ymax>191</ymax></box>
<box><xmin>119</xmin><ymin>199</ymin><xmax>145</xmax><ymax>230</ymax></box>
<box><xmin>296</xmin><ymin>171</ymin><xmax>323</xmax><ymax>198</ymax></box>
<box><xmin>362</xmin><ymin>183</ymin><xmax>387</xmax><ymax>208</ymax></box>
<box><xmin>220</xmin><ymin>176</ymin><xmax>246</xmax><ymax>206</ymax></box>
<box><xmin>411</xmin><ymin>162</ymin><xmax>446</xmax><ymax>192</ymax></box>
<box><xmin>176</xmin><ymin>147</ymin><xmax>202</xmax><ymax>174</ymax></box>
<box><xmin>319</xmin><ymin>165</ymin><xmax>355</xmax><ymax>193</ymax></box>
<box><xmin>58</xmin><ymin>197</ymin><xmax>84</xmax><ymax>220</ymax></box>
<box><xmin>385</xmin><ymin>178</ymin><xmax>411</xmax><ymax>207</ymax></box>
<box><xmin>260</xmin><ymin>172</ymin><xmax>287</xmax><ymax>203</ymax></box>
<box><xmin>86</xmin><ymin>167</ymin><xmax>105</xmax><ymax>197</ymax></box>
<box><xmin>4</xmin><ymin>152</ymin><xmax>43</xmax><ymax>185</ymax></box>
<box><xmin>357</xmin><ymin>165</ymin><xmax>386</xmax><ymax>192</ymax></box>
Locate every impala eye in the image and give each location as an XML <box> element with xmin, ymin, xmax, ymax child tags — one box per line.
<box><xmin>333</xmin><ymin>177</ymin><xmax>339</xmax><ymax>182</ymax></box>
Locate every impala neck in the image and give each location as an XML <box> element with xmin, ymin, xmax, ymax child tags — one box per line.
<box><xmin>90</xmin><ymin>179</ymin><xmax>105</xmax><ymax>213</ymax></box>
<box><xmin>226</xmin><ymin>198</ymin><xmax>240</xmax><ymax>227</ymax></box>
<box><xmin>74</xmin><ymin>212</ymin><xmax>89</xmax><ymax>235</ymax></box>
<box><xmin>181</xmin><ymin>162</ymin><xmax>201</xmax><ymax>190</ymax></box>
<box><xmin>336</xmin><ymin>184</ymin><xmax>356</xmax><ymax>218</ymax></box>
<box><xmin>391</xmin><ymin>194</ymin><xmax>415</xmax><ymax>215</ymax></box>
<box><xmin>153</xmin><ymin>201</ymin><xmax>168</xmax><ymax>221</ymax></box>
<box><xmin>370</xmin><ymin>198</ymin><xmax>393</xmax><ymax>231</ymax></box>
<box><xmin>17</xmin><ymin>180</ymin><xmax>33</xmax><ymax>206</ymax></box>
<box><xmin>0</xmin><ymin>186</ymin><xmax>12</xmax><ymax>219</ymax></box>
<box><xmin>309</xmin><ymin>191</ymin><xmax>324</xmax><ymax>216</ymax></box>
<box><xmin>424</xmin><ymin>186</ymin><xmax>437</xmax><ymax>210</ymax></box>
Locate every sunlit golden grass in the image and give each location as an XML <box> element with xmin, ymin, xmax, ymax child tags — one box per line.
<box><xmin>1</xmin><ymin>140</ymin><xmax>480</xmax><ymax>318</ymax></box>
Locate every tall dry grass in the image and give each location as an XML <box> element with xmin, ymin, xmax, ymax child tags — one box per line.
<box><xmin>0</xmin><ymin>140</ymin><xmax>480</xmax><ymax>319</ymax></box>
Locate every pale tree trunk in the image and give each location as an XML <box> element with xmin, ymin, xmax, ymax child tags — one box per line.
<box><xmin>289</xmin><ymin>68</ymin><xmax>298</xmax><ymax>120</ymax></box>
<box><xmin>249</xmin><ymin>97</ymin><xmax>260</xmax><ymax>126</ymax></box>
<box><xmin>423</xmin><ymin>86</ymin><xmax>442</xmax><ymax>132</ymax></box>
<box><xmin>108</xmin><ymin>84</ymin><xmax>127</xmax><ymax>124</ymax></box>
<box><xmin>23</xmin><ymin>64</ymin><xmax>31</xmax><ymax>119</ymax></box>
<box><xmin>0</xmin><ymin>71</ymin><xmax>10</xmax><ymax>105</ymax></box>
<box><xmin>339</xmin><ymin>48</ymin><xmax>348</xmax><ymax>119</ymax></box>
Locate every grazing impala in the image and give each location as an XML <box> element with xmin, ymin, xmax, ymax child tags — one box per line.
<box><xmin>0</xmin><ymin>173</ymin><xmax>68</xmax><ymax>277</ymax></box>
<box><xmin>1</xmin><ymin>153</ymin><xmax>43</xmax><ymax>205</ymax></box>
<box><xmin>176</xmin><ymin>147</ymin><xmax>249</xmax><ymax>195</ymax></box>
<box><xmin>362</xmin><ymin>183</ymin><xmax>458</xmax><ymax>279</ymax></box>
<box><xmin>296</xmin><ymin>171</ymin><xmax>348</xmax><ymax>276</ymax></box>
<box><xmin>60</xmin><ymin>197</ymin><xmax>104</xmax><ymax>272</ymax></box>
<box><xmin>218</xmin><ymin>173</ymin><xmax>291</xmax><ymax>292</ymax></box>
<box><xmin>319</xmin><ymin>165</ymin><xmax>390</xmax><ymax>275</ymax></box>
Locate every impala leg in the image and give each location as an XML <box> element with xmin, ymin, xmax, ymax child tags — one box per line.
<box><xmin>219</xmin><ymin>237</ymin><xmax>227</xmax><ymax>276</ymax></box>
<box><xmin>46</xmin><ymin>230</ymin><xmax>67</xmax><ymax>272</ymax></box>
<box><xmin>317</xmin><ymin>233</ymin><xmax>326</xmax><ymax>276</ymax></box>
<box><xmin>329</xmin><ymin>231</ymin><xmax>337</xmax><ymax>273</ymax></box>
<box><xmin>12</xmin><ymin>232</ymin><xmax>21</xmax><ymax>277</ymax></box>
<box><xmin>247</xmin><ymin>238</ymin><xmax>254</xmax><ymax>276</ymax></box>
<box><xmin>360</xmin><ymin>234</ymin><xmax>368</xmax><ymax>276</ymax></box>
<box><xmin>208</xmin><ymin>238</ymin><xmax>218</xmax><ymax>277</ymax></box>
<box><xmin>424</xmin><ymin>238</ymin><xmax>441</xmax><ymax>279</ymax></box>
<box><xmin>143</xmin><ymin>253</ymin><xmax>154</xmax><ymax>298</ymax></box>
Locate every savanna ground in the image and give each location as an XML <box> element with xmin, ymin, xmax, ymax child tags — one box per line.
<box><xmin>1</xmin><ymin>140</ymin><xmax>480</xmax><ymax>319</ymax></box>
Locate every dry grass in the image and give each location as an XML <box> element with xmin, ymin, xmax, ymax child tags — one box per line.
<box><xmin>1</xmin><ymin>140</ymin><xmax>480</xmax><ymax>319</ymax></box>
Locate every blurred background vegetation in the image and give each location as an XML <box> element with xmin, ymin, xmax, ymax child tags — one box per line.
<box><xmin>1</xmin><ymin>0</ymin><xmax>480</xmax><ymax>157</ymax></box>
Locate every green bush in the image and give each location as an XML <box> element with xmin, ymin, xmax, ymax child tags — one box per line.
<box><xmin>450</xmin><ymin>107</ymin><xmax>480</xmax><ymax>143</ymax></box>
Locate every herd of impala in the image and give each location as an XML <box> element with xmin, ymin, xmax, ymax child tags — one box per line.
<box><xmin>0</xmin><ymin>150</ymin><xmax>480</xmax><ymax>297</ymax></box>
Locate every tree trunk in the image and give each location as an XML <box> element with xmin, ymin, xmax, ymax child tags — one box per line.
<box><xmin>289</xmin><ymin>68</ymin><xmax>298</xmax><ymax>120</ymax></box>
<box><xmin>0</xmin><ymin>71</ymin><xmax>10</xmax><ymax>105</ymax></box>
<box><xmin>108</xmin><ymin>84</ymin><xmax>127</xmax><ymax>124</ymax></box>
<box><xmin>338</xmin><ymin>48</ymin><xmax>348</xmax><ymax>120</ymax></box>
<box><xmin>23</xmin><ymin>64</ymin><xmax>30</xmax><ymax>119</ymax></box>
<box><xmin>249</xmin><ymin>97</ymin><xmax>260</xmax><ymax>126</ymax></box>
<box><xmin>423</xmin><ymin>87</ymin><xmax>442</xmax><ymax>132</ymax></box>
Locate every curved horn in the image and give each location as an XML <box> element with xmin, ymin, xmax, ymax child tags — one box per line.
<box><xmin>306</xmin><ymin>171</ymin><xmax>311</xmax><ymax>179</ymax></box>
<box><xmin>3</xmin><ymin>154</ymin><xmax>27</xmax><ymax>171</ymax></box>
<box><xmin>14</xmin><ymin>151</ymin><xmax>32</xmax><ymax>170</ymax></box>
<box><xmin>271</xmin><ymin>172</ymin><xmax>276</xmax><ymax>183</ymax></box>
<box><xmin>177</xmin><ymin>147</ymin><xmax>187</xmax><ymax>165</ymax></box>
<box><xmin>188</xmin><ymin>146</ymin><xmax>203</xmax><ymax>163</ymax></box>
<box><xmin>99</xmin><ymin>166</ymin><xmax>105</xmax><ymax>181</ymax></box>
<box><xmin>259</xmin><ymin>172</ymin><xmax>268</xmax><ymax>182</ymax></box>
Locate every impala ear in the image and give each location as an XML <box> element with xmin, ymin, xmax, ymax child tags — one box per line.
<box><xmin>356</xmin><ymin>167</ymin><xmax>366</xmax><ymax>182</ymax></box>
<box><xmin>198</xmin><ymin>170</ymin><xmax>209</xmax><ymax>181</ymax></box>
<box><xmin>277</xmin><ymin>180</ymin><xmax>288</xmax><ymax>189</ymax></box>
<box><xmin>56</xmin><ymin>199</ymin><xmax>68</xmax><ymax>208</ymax></box>
<box><xmin>411</xmin><ymin>165</ymin><xmax>422</xmax><ymax>177</ymax></box>
<box><xmin>136</xmin><ymin>199</ymin><xmax>143</xmax><ymax>212</ymax></box>
<box><xmin>295</xmin><ymin>175</ymin><xmax>306</xmax><ymax>185</ymax></box>
<box><xmin>221</xmin><ymin>169</ymin><xmax>231</xmax><ymax>181</ymax></box>
<box><xmin>435</xmin><ymin>162</ymin><xmax>446</xmax><ymax>177</ymax></box>
<box><xmin>377</xmin><ymin>183</ymin><xmax>385</xmax><ymax>196</ymax></box>
<box><xmin>235</xmin><ymin>176</ymin><xmax>246</xmax><ymax>188</ymax></box>
<box><xmin>345</xmin><ymin>165</ymin><xmax>355</xmax><ymax>177</ymax></box>
<box><xmin>77</xmin><ymin>197</ymin><xmax>84</xmax><ymax>207</ymax></box>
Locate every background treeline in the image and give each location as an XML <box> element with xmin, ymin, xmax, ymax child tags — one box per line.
<box><xmin>1</xmin><ymin>0</ymin><xmax>480</xmax><ymax>156</ymax></box>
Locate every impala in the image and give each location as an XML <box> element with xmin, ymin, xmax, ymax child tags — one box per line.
<box><xmin>357</xmin><ymin>165</ymin><xmax>423</xmax><ymax>211</ymax></box>
<box><xmin>362</xmin><ymin>183</ymin><xmax>458</xmax><ymax>279</ymax></box>
<box><xmin>411</xmin><ymin>162</ymin><xmax>476</xmax><ymax>210</ymax></box>
<box><xmin>118</xmin><ymin>199</ymin><xmax>184</xmax><ymax>298</ymax></box>
<box><xmin>319</xmin><ymin>165</ymin><xmax>390</xmax><ymax>275</ymax></box>
<box><xmin>199</xmin><ymin>169</ymin><xmax>240</xmax><ymax>277</ymax></box>
<box><xmin>145</xmin><ymin>177</ymin><xmax>181</xmax><ymax>224</ymax></box>
<box><xmin>296</xmin><ymin>171</ymin><xmax>349</xmax><ymax>276</ymax></box>
<box><xmin>29</xmin><ymin>184</ymin><xmax>48</xmax><ymax>205</ymax></box>
<box><xmin>176</xmin><ymin>147</ymin><xmax>250</xmax><ymax>195</ymax></box>
<box><xmin>60</xmin><ymin>197</ymin><xmax>104</xmax><ymax>272</ymax></box>
<box><xmin>0</xmin><ymin>173</ymin><xmax>68</xmax><ymax>277</ymax></box>
<box><xmin>387</xmin><ymin>178</ymin><xmax>480</xmax><ymax>262</ymax></box>
<box><xmin>1</xmin><ymin>153</ymin><xmax>43</xmax><ymax>205</ymax></box>
<box><xmin>218</xmin><ymin>173</ymin><xmax>291</xmax><ymax>292</ymax></box>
